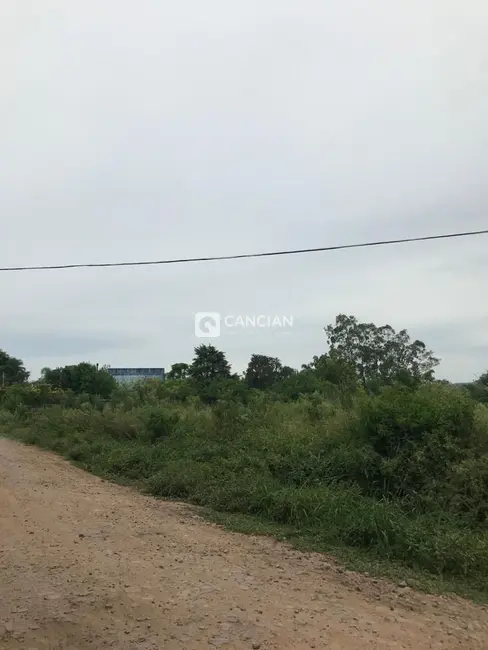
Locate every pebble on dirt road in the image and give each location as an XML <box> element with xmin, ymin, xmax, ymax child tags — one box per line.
<box><xmin>1</xmin><ymin>438</ymin><xmax>488</xmax><ymax>649</ymax></box>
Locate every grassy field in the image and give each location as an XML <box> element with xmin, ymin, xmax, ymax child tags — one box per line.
<box><xmin>2</xmin><ymin>378</ymin><xmax>488</xmax><ymax>602</ymax></box>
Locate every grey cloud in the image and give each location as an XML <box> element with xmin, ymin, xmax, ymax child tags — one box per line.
<box><xmin>1</xmin><ymin>331</ymin><xmax>141</xmax><ymax>361</ymax></box>
<box><xmin>1</xmin><ymin>0</ymin><xmax>487</xmax><ymax>382</ymax></box>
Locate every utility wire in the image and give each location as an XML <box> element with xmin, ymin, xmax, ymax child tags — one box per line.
<box><xmin>1</xmin><ymin>228</ymin><xmax>487</xmax><ymax>272</ymax></box>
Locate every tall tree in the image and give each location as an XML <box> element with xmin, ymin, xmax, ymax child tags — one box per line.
<box><xmin>280</xmin><ymin>365</ymin><xmax>296</xmax><ymax>380</ymax></box>
<box><xmin>245</xmin><ymin>354</ymin><xmax>285</xmax><ymax>390</ymax></box>
<box><xmin>478</xmin><ymin>371</ymin><xmax>488</xmax><ymax>387</ymax></box>
<box><xmin>302</xmin><ymin>354</ymin><xmax>358</xmax><ymax>390</ymax></box>
<box><xmin>41</xmin><ymin>362</ymin><xmax>116</xmax><ymax>397</ymax></box>
<box><xmin>0</xmin><ymin>349</ymin><xmax>29</xmax><ymax>386</ymax></box>
<box><xmin>166</xmin><ymin>363</ymin><xmax>190</xmax><ymax>380</ymax></box>
<box><xmin>189</xmin><ymin>344</ymin><xmax>231</xmax><ymax>384</ymax></box>
<box><xmin>273</xmin><ymin>368</ymin><xmax>321</xmax><ymax>401</ymax></box>
<box><xmin>465</xmin><ymin>370</ymin><xmax>488</xmax><ymax>404</ymax></box>
<box><xmin>325</xmin><ymin>314</ymin><xmax>439</xmax><ymax>387</ymax></box>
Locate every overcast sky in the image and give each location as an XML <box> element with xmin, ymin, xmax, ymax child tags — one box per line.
<box><xmin>1</xmin><ymin>1</ymin><xmax>487</xmax><ymax>381</ymax></box>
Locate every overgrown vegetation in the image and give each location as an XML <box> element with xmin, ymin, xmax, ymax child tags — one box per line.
<box><xmin>1</xmin><ymin>314</ymin><xmax>488</xmax><ymax>597</ymax></box>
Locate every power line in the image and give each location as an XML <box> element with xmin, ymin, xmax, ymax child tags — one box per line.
<box><xmin>1</xmin><ymin>228</ymin><xmax>487</xmax><ymax>272</ymax></box>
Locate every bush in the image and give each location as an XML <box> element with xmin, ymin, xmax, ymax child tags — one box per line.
<box><xmin>358</xmin><ymin>383</ymin><xmax>475</xmax><ymax>457</ymax></box>
<box><xmin>354</xmin><ymin>383</ymin><xmax>477</xmax><ymax>502</ymax></box>
<box><xmin>2</xmin><ymin>376</ymin><xmax>488</xmax><ymax>590</ymax></box>
<box><xmin>143</xmin><ymin>407</ymin><xmax>179</xmax><ymax>442</ymax></box>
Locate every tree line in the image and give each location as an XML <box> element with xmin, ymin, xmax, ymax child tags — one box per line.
<box><xmin>2</xmin><ymin>314</ymin><xmax>488</xmax><ymax>589</ymax></box>
<box><xmin>1</xmin><ymin>314</ymin><xmax>487</xmax><ymax>403</ymax></box>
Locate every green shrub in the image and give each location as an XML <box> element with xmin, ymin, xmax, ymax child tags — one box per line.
<box><xmin>3</xmin><ymin>375</ymin><xmax>488</xmax><ymax>589</ymax></box>
<box><xmin>143</xmin><ymin>407</ymin><xmax>179</xmax><ymax>442</ymax></box>
<box><xmin>358</xmin><ymin>383</ymin><xmax>475</xmax><ymax>457</ymax></box>
<box><xmin>355</xmin><ymin>383</ymin><xmax>477</xmax><ymax>501</ymax></box>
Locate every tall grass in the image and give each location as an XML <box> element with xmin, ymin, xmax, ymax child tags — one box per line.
<box><xmin>2</xmin><ymin>381</ymin><xmax>488</xmax><ymax>591</ymax></box>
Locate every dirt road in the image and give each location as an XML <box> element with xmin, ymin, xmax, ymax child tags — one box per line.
<box><xmin>1</xmin><ymin>439</ymin><xmax>488</xmax><ymax>649</ymax></box>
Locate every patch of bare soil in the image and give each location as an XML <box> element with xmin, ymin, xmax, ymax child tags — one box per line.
<box><xmin>1</xmin><ymin>439</ymin><xmax>487</xmax><ymax>649</ymax></box>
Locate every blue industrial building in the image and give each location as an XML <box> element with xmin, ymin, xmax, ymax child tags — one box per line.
<box><xmin>106</xmin><ymin>367</ymin><xmax>165</xmax><ymax>384</ymax></box>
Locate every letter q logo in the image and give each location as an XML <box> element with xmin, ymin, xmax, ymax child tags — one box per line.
<box><xmin>194</xmin><ymin>312</ymin><xmax>221</xmax><ymax>338</ymax></box>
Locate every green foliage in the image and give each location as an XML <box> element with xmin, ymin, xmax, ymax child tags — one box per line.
<box><xmin>463</xmin><ymin>371</ymin><xmax>488</xmax><ymax>404</ymax></box>
<box><xmin>303</xmin><ymin>354</ymin><xmax>358</xmax><ymax>390</ymax></box>
<box><xmin>272</xmin><ymin>368</ymin><xmax>322</xmax><ymax>401</ymax></box>
<box><xmin>189</xmin><ymin>344</ymin><xmax>231</xmax><ymax>384</ymax></box>
<box><xmin>445</xmin><ymin>455</ymin><xmax>488</xmax><ymax>525</ymax></box>
<box><xmin>351</xmin><ymin>384</ymin><xmax>484</xmax><ymax>517</ymax></box>
<box><xmin>0</xmin><ymin>383</ymin><xmax>79</xmax><ymax>413</ymax></box>
<box><xmin>245</xmin><ymin>354</ymin><xmax>289</xmax><ymax>390</ymax></box>
<box><xmin>3</xmin><ymin>379</ymin><xmax>488</xmax><ymax>592</ymax></box>
<box><xmin>2</xmin><ymin>316</ymin><xmax>488</xmax><ymax>594</ymax></box>
<box><xmin>0</xmin><ymin>349</ymin><xmax>29</xmax><ymax>386</ymax></box>
<box><xmin>41</xmin><ymin>362</ymin><xmax>116</xmax><ymax>398</ymax></box>
<box><xmin>325</xmin><ymin>314</ymin><xmax>439</xmax><ymax>388</ymax></box>
<box><xmin>166</xmin><ymin>363</ymin><xmax>190</xmax><ymax>380</ymax></box>
<box><xmin>358</xmin><ymin>383</ymin><xmax>474</xmax><ymax>458</ymax></box>
<box><xmin>479</xmin><ymin>371</ymin><xmax>488</xmax><ymax>387</ymax></box>
<box><xmin>143</xmin><ymin>407</ymin><xmax>180</xmax><ymax>442</ymax></box>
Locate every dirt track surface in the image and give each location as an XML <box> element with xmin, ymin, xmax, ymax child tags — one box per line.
<box><xmin>1</xmin><ymin>440</ymin><xmax>488</xmax><ymax>649</ymax></box>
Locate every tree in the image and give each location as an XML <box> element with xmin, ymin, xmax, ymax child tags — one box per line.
<box><xmin>325</xmin><ymin>314</ymin><xmax>439</xmax><ymax>388</ymax></box>
<box><xmin>280</xmin><ymin>365</ymin><xmax>296</xmax><ymax>380</ymax></box>
<box><xmin>0</xmin><ymin>349</ymin><xmax>29</xmax><ymax>386</ymax></box>
<box><xmin>302</xmin><ymin>354</ymin><xmax>358</xmax><ymax>391</ymax></box>
<box><xmin>464</xmin><ymin>370</ymin><xmax>488</xmax><ymax>404</ymax></box>
<box><xmin>166</xmin><ymin>363</ymin><xmax>190</xmax><ymax>380</ymax></box>
<box><xmin>189</xmin><ymin>345</ymin><xmax>232</xmax><ymax>384</ymax></box>
<box><xmin>478</xmin><ymin>371</ymin><xmax>488</xmax><ymax>387</ymax></box>
<box><xmin>245</xmin><ymin>354</ymin><xmax>285</xmax><ymax>390</ymax></box>
<box><xmin>274</xmin><ymin>368</ymin><xmax>321</xmax><ymax>401</ymax></box>
<box><xmin>41</xmin><ymin>362</ymin><xmax>116</xmax><ymax>398</ymax></box>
